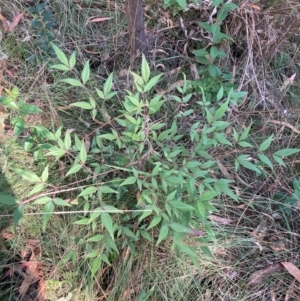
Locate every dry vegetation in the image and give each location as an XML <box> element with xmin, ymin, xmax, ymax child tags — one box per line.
<box><xmin>1</xmin><ymin>0</ymin><xmax>300</xmax><ymax>300</ymax></box>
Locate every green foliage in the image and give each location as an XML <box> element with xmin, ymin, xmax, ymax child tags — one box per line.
<box><xmin>26</xmin><ymin>0</ymin><xmax>56</xmax><ymax>63</ymax></box>
<box><xmin>192</xmin><ymin>1</ymin><xmax>237</xmax><ymax>78</ymax></box>
<box><xmin>2</xmin><ymin>5</ymin><xmax>300</xmax><ymax>280</ymax></box>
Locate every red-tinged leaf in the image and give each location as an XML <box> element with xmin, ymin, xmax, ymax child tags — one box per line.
<box><xmin>9</xmin><ymin>13</ymin><xmax>24</xmax><ymax>32</ymax></box>
<box><xmin>189</xmin><ymin>228</ymin><xmax>205</xmax><ymax>237</ymax></box>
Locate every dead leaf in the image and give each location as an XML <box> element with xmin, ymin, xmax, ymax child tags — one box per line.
<box><xmin>37</xmin><ymin>277</ymin><xmax>45</xmax><ymax>301</ymax></box>
<box><xmin>248</xmin><ymin>263</ymin><xmax>283</xmax><ymax>287</ymax></box>
<box><xmin>190</xmin><ymin>64</ymin><xmax>200</xmax><ymax>80</ymax></box>
<box><xmin>9</xmin><ymin>13</ymin><xmax>24</xmax><ymax>32</ymax></box>
<box><xmin>280</xmin><ymin>73</ymin><xmax>296</xmax><ymax>91</ymax></box>
<box><xmin>210</xmin><ymin>215</ymin><xmax>234</xmax><ymax>225</ymax></box>
<box><xmin>103</xmin><ymin>53</ymin><xmax>110</xmax><ymax>62</ymax></box>
<box><xmin>85</xmin><ymin>16</ymin><xmax>112</xmax><ymax>27</ymax></box>
<box><xmin>118</xmin><ymin>69</ymin><xmax>129</xmax><ymax>77</ymax></box>
<box><xmin>281</xmin><ymin>262</ymin><xmax>300</xmax><ymax>283</ymax></box>
<box><xmin>0</xmin><ymin>14</ymin><xmax>9</xmax><ymax>33</ymax></box>
<box><xmin>242</xmin><ymin>3</ymin><xmax>261</xmax><ymax>11</ymax></box>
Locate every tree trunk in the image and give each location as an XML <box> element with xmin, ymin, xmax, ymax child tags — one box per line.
<box><xmin>124</xmin><ymin>0</ymin><xmax>147</xmax><ymax>56</ymax></box>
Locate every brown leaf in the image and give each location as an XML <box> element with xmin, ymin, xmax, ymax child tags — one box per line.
<box><xmin>242</xmin><ymin>3</ymin><xmax>261</xmax><ymax>11</ymax></box>
<box><xmin>248</xmin><ymin>263</ymin><xmax>283</xmax><ymax>287</ymax></box>
<box><xmin>210</xmin><ymin>215</ymin><xmax>234</xmax><ymax>225</ymax></box>
<box><xmin>85</xmin><ymin>16</ymin><xmax>112</xmax><ymax>26</ymax></box>
<box><xmin>0</xmin><ymin>14</ymin><xmax>9</xmax><ymax>33</ymax></box>
<box><xmin>37</xmin><ymin>277</ymin><xmax>45</xmax><ymax>301</ymax></box>
<box><xmin>9</xmin><ymin>13</ymin><xmax>24</xmax><ymax>32</ymax></box>
<box><xmin>281</xmin><ymin>262</ymin><xmax>300</xmax><ymax>283</ymax></box>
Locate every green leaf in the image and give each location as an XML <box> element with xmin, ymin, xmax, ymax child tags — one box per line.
<box><xmin>214</xmin><ymin>98</ymin><xmax>229</xmax><ymax>120</ymax></box>
<box><xmin>176</xmin><ymin>243</ymin><xmax>197</xmax><ymax>257</ymax></box>
<box><xmin>240</xmin><ymin>124</ymin><xmax>252</xmax><ymax>141</ymax></box>
<box><xmin>176</xmin><ymin>0</ymin><xmax>187</xmax><ymax>9</ymax></box>
<box><xmin>73</xmin><ymin>218</ymin><xmax>90</xmax><ymax>225</ymax></box>
<box><xmin>273</xmin><ymin>155</ymin><xmax>286</xmax><ymax>167</ymax></box>
<box><xmin>28</xmin><ymin>183</ymin><xmax>44</xmax><ymax>197</ymax></box>
<box><xmin>11</xmin><ymin>168</ymin><xmax>41</xmax><ymax>182</ymax></box>
<box><xmin>169</xmin><ymin>223</ymin><xmax>193</xmax><ymax>234</ymax></box>
<box><xmin>100</xmin><ymin>133</ymin><xmax>117</xmax><ymax>140</ymax></box>
<box><xmin>169</xmin><ymin>200</ymin><xmax>194</xmax><ymax>211</ymax></box>
<box><xmin>78</xmin><ymin>186</ymin><xmax>96</xmax><ymax>197</ymax></box>
<box><xmin>196</xmin><ymin>201</ymin><xmax>206</xmax><ymax>222</ymax></box>
<box><xmin>127</xmin><ymin>95</ymin><xmax>140</xmax><ymax>107</ymax></box>
<box><xmin>166</xmin><ymin>190</ymin><xmax>177</xmax><ymax>202</ymax></box>
<box><xmin>101</xmin><ymin>212</ymin><xmax>114</xmax><ymax>240</ymax></box>
<box><xmin>50</xmin><ymin>64</ymin><xmax>70</xmax><ymax>71</ymax></box>
<box><xmin>217</xmin><ymin>3</ymin><xmax>238</xmax><ymax>23</ymax></box>
<box><xmin>53</xmin><ymin>198</ymin><xmax>71</xmax><ymax>206</ymax></box>
<box><xmin>141</xmin><ymin>55</ymin><xmax>151</xmax><ymax>83</ymax></box>
<box><xmin>123</xmin><ymin>227</ymin><xmax>137</xmax><ymax>239</ymax></box>
<box><xmin>130</xmin><ymin>72</ymin><xmax>144</xmax><ymax>86</ymax></box>
<box><xmin>41</xmin><ymin>165</ymin><xmax>49</xmax><ymax>182</ymax></box>
<box><xmin>0</xmin><ymin>194</ymin><xmax>18</xmax><ymax>205</ymax></box>
<box><xmin>63</xmin><ymin>131</ymin><xmax>71</xmax><ymax>151</ymax></box>
<box><xmin>65</xmin><ymin>163</ymin><xmax>82</xmax><ymax>177</ymax></box>
<box><xmin>138</xmin><ymin>208</ymin><xmax>153</xmax><ymax>221</ymax></box>
<box><xmin>95</xmin><ymin>88</ymin><xmax>105</xmax><ymax>99</ymax></box>
<box><xmin>258</xmin><ymin>154</ymin><xmax>273</xmax><ymax>169</ymax></box>
<box><xmin>208</xmin><ymin>64</ymin><xmax>220</xmax><ymax>77</ymax></box>
<box><xmin>120</xmin><ymin>176</ymin><xmax>136</xmax><ymax>186</ymax></box>
<box><xmin>214</xmin><ymin>132</ymin><xmax>232</xmax><ymax>146</ymax></box>
<box><xmin>59</xmin><ymin>78</ymin><xmax>83</xmax><ymax>87</ymax></box>
<box><xmin>12</xmin><ymin>117</ymin><xmax>26</xmax><ymax>138</ymax></box>
<box><xmin>87</xmin><ymin>234</ymin><xmax>105</xmax><ymax>242</ymax></box>
<box><xmin>147</xmin><ymin>215</ymin><xmax>162</xmax><ymax>230</ymax></box>
<box><xmin>91</xmin><ymin>257</ymin><xmax>101</xmax><ymax>277</ymax></box>
<box><xmin>33</xmin><ymin>196</ymin><xmax>52</xmax><ymax>205</ymax></box>
<box><xmin>238</xmin><ymin>157</ymin><xmax>261</xmax><ymax>174</ymax></box>
<box><xmin>273</xmin><ymin>148</ymin><xmax>300</xmax><ymax>157</ymax></box>
<box><xmin>124</xmin><ymin>114</ymin><xmax>138</xmax><ymax>125</ymax></box>
<box><xmin>238</xmin><ymin>141</ymin><xmax>253</xmax><ymax>148</ymax></box>
<box><xmin>233</xmin><ymin>128</ymin><xmax>239</xmax><ymax>142</ymax></box>
<box><xmin>81</xmin><ymin>60</ymin><xmax>90</xmax><ymax>84</ymax></box>
<box><xmin>102</xmin><ymin>205</ymin><xmax>123</xmax><ymax>213</ymax></box>
<box><xmin>144</xmin><ymin>74</ymin><xmax>162</xmax><ymax>93</ymax></box>
<box><xmin>200</xmin><ymin>190</ymin><xmax>217</xmax><ymax>201</ymax></box>
<box><xmin>20</xmin><ymin>104</ymin><xmax>42</xmax><ymax>115</ymax></box>
<box><xmin>103</xmin><ymin>73</ymin><xmax>114</xmax><ymax>97</ymax></box>
<box><xmin>258</xmin><ymin>135</ymin><xmax>273</xmax><ymax>152</ymax></box>
<box><xmin>200</xmin><ymin>245</ymin><xmax>215</xmax><ymax>258</ymax></box>
<box><xmin>70</xmin><ymin>102</ymin><xmax>93</xmax><ymax>109</ymax></box>
<box><xmin>99</xmin><ymin>186</ymin><xmax>119</xmax><ymax>194</ymax></box>
<box><xmin>156</xmin><ymin>224</ymin><xmax>169</xmax><ymax>245</ymax></box>
<box><xmin>216</xmin><ymin>85</ymin><xmax>224</xmax><ymax>101</ymax></box>
<box><xmin>193</xmin><ymin>49</ymin><xmax>209</xmax><ymax>57</ymax></box>
<box><xmin>205</xmin><ymin>108</ymin><xmax>213</xmax><ymax>124</ymax></box>
<box><xmin>0</xmin><ymin>96</ymin><xmax>18</xmax><ymax>110</ymax></box>
<box><xmin>69</xmin><ymin>52</ymin><xmax>76</xmax><ymax>69</ymax></box>
<box><xmin>85</xmin><ymin>251</ymin><xmax>100</xmax><ymax>258</ymax></box>
<box><xmin>79</xmin><ymin>140</ymin><xmax>87</xmax><ymax>163</ymax></box>
<box><xmin>187</xmin><ymin>177</ymin><xmax>196</xmax><ymax>200</ymax></box>
<box><xmin>43</xmin><ymin>201</ymin><xmax>55</xmax><ymax>231</ymax></box>
<box><xmin>51</xmin><ymin>43</ymin><xmax>68</xmax><ymax>66</ymax></box>
<box><xmin>13</xmin><ymin>206</ymin><xmax>24</xmax><ymax>232</ymax></box>
<box><xmin>33</xmin><ymin>125</ymin><xmax>56</xmax><ymax>140</ymax></box>
<box><xmin>46</xmin><ymin>147</ymin><xmax>66</xmax><ymax>158</ymax></box>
